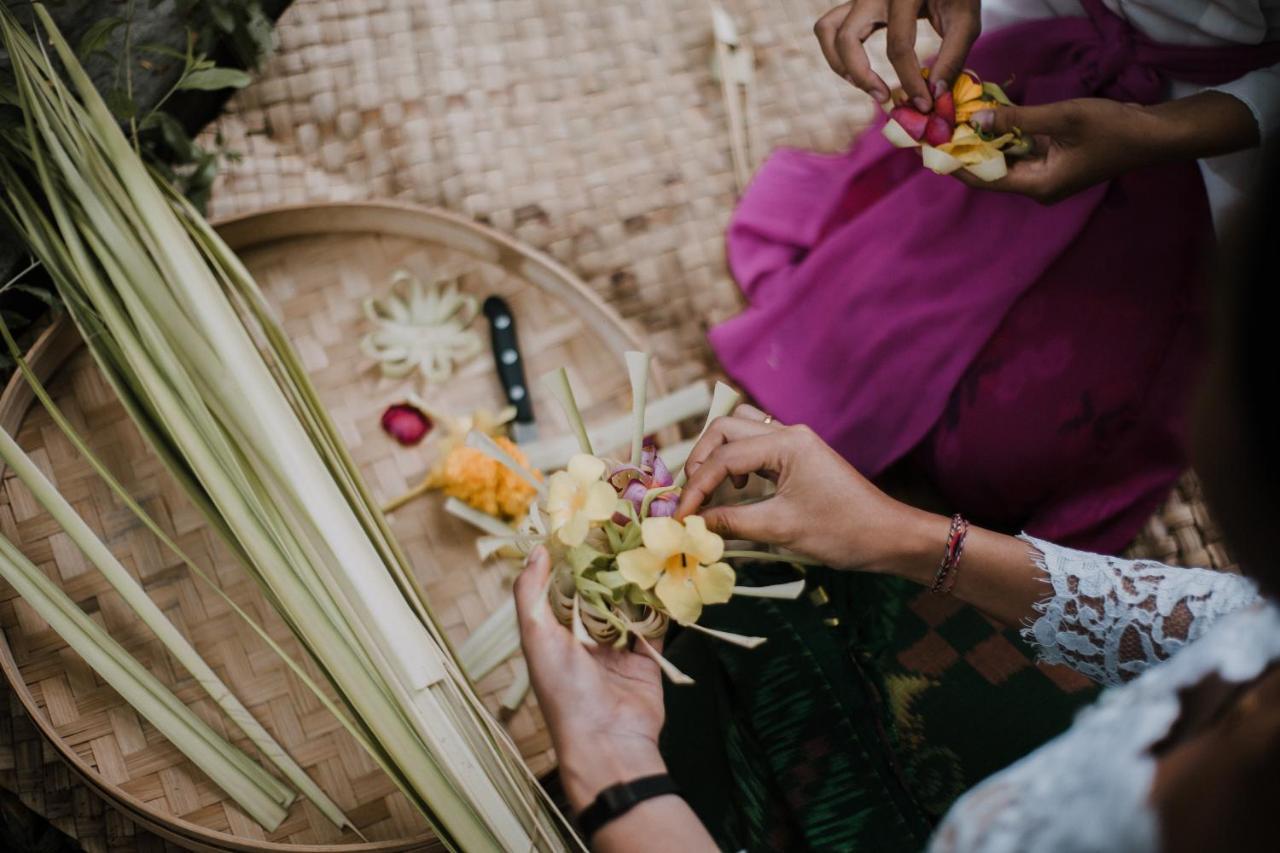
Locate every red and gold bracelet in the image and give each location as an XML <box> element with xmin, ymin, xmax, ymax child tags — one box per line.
<box><xmin>931</xmin><ymin>514</ymin><xmax>970</xmax><ymax>594</ymax></box>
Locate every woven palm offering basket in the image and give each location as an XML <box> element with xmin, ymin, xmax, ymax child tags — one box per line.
<box><xmin>0</xmin><ymin>202</ymin><xmax>674</xmax><ymax>850</ymax></box>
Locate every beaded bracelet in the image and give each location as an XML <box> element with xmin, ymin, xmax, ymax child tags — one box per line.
<box><xmin>931</xmin><ymin>514</ymin><xmax>970</xmax><ymax>594</ymax></box>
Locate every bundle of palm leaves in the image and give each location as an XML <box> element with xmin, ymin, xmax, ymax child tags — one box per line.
<box><xmin>0</xmin><ymin>6</ymin><xmax>574</xmax><ymax>849</ymax></box>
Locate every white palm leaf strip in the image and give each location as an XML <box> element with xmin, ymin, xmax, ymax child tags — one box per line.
<box><xmin>0</xmin><ymin>427</ymin><xmax>357</xmax><ymax>829</ymax></box>
<box><xmin>0</xmin><ymin>536</ymin><xmax>289</xmax><ymax>830</ymax></box>
<box><xmin>2</xmin><ymin>8</ymin><xmax>572</xmax><ymax>850</ymax></box>
<box><xmin>0</xmin><ymin>321</ymin><xmax>424</xmax><ymax>828</ymax></box>
<box><xmin>1</xmin><ymin>315</ymin><xmax>437</xmax><ymax>826</ymax></box>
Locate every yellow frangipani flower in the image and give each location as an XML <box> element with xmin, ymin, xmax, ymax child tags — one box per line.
<box><xmin>546</xmin><ymin>454</ymin><xmax>618</xmax><ymax>546</ymax></box>
<box><xmin>939</xmin><ymin>125</ymin><xmax>1016</xmax><ymax>166</ymax></box>
<box><xmin>616</xmin><ymin>516</ymin><xmax>736</xmax><ymax>626</ymax></box>
<box><xmin>953</xmin><ymin>71</ymin><xmax>990</xmax><ymax>124</ymax></box>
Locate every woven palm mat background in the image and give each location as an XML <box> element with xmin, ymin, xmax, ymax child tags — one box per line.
<box><xmin>0</xmin><ymin>0</ymin><xmax>1230</xmax><ymax>849</ymax></box>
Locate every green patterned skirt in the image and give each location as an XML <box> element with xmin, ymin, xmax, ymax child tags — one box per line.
<box><xmin>659</xmin><ymin>566</ymin><xmax>1095</xmax><ymax>851</ymax></box>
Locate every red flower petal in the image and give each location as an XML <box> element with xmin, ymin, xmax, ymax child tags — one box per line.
<box><xmin>381</xmin><ymin>403</ymin><xmax>433</xmax><ymax>446</ymax></box>
<box><xmin>933</xmin><ymin>90</ymin><xmax>955</xmax><ymax>125</ymax></box>
<box><xmin>924</xmin><ymin>114</ymin><xmax>954</xmax><ymax>147</ymax></box>
<box><xmin>889</xmin><ymin>106</ymin><xmax>929</xmax><ymax>141</ymax></box>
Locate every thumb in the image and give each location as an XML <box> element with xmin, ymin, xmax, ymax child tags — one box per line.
<box><xmin>973</xmin><ymin>103</ymin><xmax>1065</xmax><ymax>137</ymax></box>
<box><xmin>700</xmin><ymin>502</ymin><xmax>778</xmax><ymax>543</ymax></box>
<box><xmin>514</xmin><ymin>545</ymin><xmax>555</xmax><ymax>632</ymax></box>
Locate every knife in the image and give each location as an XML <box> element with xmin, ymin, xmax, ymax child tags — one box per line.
<box><xmin>483</xmin><ymin>295</ymin><xmax>538</xmax><ymax>444</ymax></box>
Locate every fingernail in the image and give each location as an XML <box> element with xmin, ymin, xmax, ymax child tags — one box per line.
<box><xmin>873</xmin><ymin>87</ymin><xmax>891</xmax><ymax>104</ymax></box>
<box><xmin>931</xmin><ymin>79</ymin><xmax>948</xmax><ymax>98</ymax></box>
<box><xmin>912</xmin><ymin>96</ymin><xmax>931</xmax><ymax>113</ymax></box>
<box><xmin>972</xmin><ymin>110</ymin><xmax>994</xmax><ymax>131</ymax></box>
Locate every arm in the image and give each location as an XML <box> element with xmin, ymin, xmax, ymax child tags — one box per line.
<box><xmin>676</xmin><ymin>408</ymin><xmax>1261</xmax><ymax>684</ymax></box>
<box><xmin>956</xmin><ymin>90</ymin><xmax>1263</xmax><ymax>204</ymax></box>
<box><xmin>514</xmin><ymin>548</ymin><xmax>718</xmax><ymax>852</ymax></box>
<box><xmin>1207</xmin><ymin>63</ymin><xmax>1280</xmax><ymax>151</ymax></box>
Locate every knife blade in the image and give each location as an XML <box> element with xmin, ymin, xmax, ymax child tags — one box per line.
<box><xmin>483</xmin><ymin>295</ymin><xmax>538</xmax><ymax>444</ymax></box>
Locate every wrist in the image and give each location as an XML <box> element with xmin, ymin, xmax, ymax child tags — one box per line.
<box><xmin>560</xmin><ymin>736</ymin><xmax>667</xmax><ymax>814</ymax></box>
<box><xmin>1139</xmin><ymin>92</ymin><xmax>1259</xmax><ymax>162</ymax></box>
<box><xmin>874</xmin><ymin>509</ymin><xmax>952</xmax><ymax>586</ymax></box>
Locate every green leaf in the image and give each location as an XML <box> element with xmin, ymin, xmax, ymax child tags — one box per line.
<box><xmin>141</xmin><ymin>111</ymin><xmax>200</xmax><ymax>162</ymax></box>
<box><xmin>10</xmin><ymin>284</ymin><xmax>60</xmax><ymax>308</ymax></box>
<box><xmin>178</xmin><ymin>66</ymin><xmax>252</xmax><ymax>91</ymax></box>
<box><xmin>242</xmin><ymin>5</ymin><xmax>275</xmax><ymax>64</ymax></box>
<box><xmin>76</xmin><ymin>16</ymin><xmax>125</xmax><ymax>59</ymax></box>
<box><xmin>567</xmin><ymin>543</ymin><xmax>604</xmax><ymax>574</ymax></box>
<box><xmin>104</xmin><ymin>87</ymin><xmax>137</xmax><ymax>120</ymax></box>
<box><xmin>209</xmin><ymin>3</ymin><xmax>236</xmax><ymax>33</ymax></box>
<box><xmin>982</xmin><ymin>80</ymin><xmax>1014</xmax><ymax>106</ymax></box>
<box><xmin>138</xmin><ymin>41</ymin><xmax>189</xmax><ymax>61</ymax></box>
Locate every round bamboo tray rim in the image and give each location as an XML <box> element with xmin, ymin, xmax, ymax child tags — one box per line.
<box><xmin>0</xmin><ymin>201</ymin><xmax>660</xmax><ymax>850</ymax></box>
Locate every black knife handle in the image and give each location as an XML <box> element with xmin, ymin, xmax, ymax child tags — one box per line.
<box><xmin>483</xmin><ymin>296</ymin><xmax>535</xmax><ymax>424</ymax></box>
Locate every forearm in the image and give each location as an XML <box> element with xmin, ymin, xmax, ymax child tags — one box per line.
<box><xmin>878</xmin><ymin>511</ymin><xmax>1261</xmax><ymax>683</ymax></box>
<box><xmin>880</xmin><ymin>509</ymin><xmax>1047</xmax><ymax>629</ymax></box>
<box><xmin>1136</xmin><ymin>91</ymin><xmax>1261</xmax><ymax>163</ymax></box>
<box><xmin>560</xmin><ymin>740</ymin><xmax>717</xmax><ymax>852</ymax></box>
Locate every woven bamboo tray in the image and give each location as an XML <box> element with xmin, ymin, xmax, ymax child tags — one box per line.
<box><xmin>0</xmin><ymin>201</ymin><xmax>668</xmax><ymax>851</ymax></box>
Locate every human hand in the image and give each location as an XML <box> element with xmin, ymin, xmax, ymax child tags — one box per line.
<box><xmin>675</xmin><ymin>406</ymin><xmax>941</xmax><ymax>578</ymax></box>
<box><xmin>814</xmin><ymin>0</ymin><xmax>982</xmax><ymax>109</ymax></box>
<box><xmin>957</xmin><ymin>99</ymin><xmax>1156</xmax><ymax>203</ymax></box>
<box><xmin>515</xmin><ymin>547</ymin><xmax>668</xmax><ymax>811</ymax></box>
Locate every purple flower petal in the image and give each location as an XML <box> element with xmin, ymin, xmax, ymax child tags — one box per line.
<box><xmin>621</xmin><ymin>479</ymin><xmax>648</xmax><ymax>508</ymax></box>
<box><xmin>608</xmin><ymin>464</ymin><xmax>644</xmax><ymax>491</ymax></box>
<box><xmin>647</xmin><ymin>495</ymin><xmax>678</xmax><ymax>517</ymax></box>
<box><xmin>651</xmin><ymin>453</ymin><xmax>672</xmax><ymax>487</ymax></box>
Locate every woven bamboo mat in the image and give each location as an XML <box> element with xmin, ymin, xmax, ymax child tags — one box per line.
<box><xmin>0</xmin><ymin>0</ymin><xmax>1231</xmax><ymax>848</ymax></box>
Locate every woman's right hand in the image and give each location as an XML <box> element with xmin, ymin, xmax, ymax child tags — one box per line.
<box><xmin>676</xmin><ymin>407</ymin><xmax>942</xmax><ymax>580</ymax></box>
<box><xmin>814</xmin><ymin>0</ymin><xmax>982</xmax><ymax>110</ymax></box>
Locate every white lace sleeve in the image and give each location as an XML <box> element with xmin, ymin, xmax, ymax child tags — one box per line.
<box><xmin>1020</xmin><ymin>535</ymin><xmax>1260</xmax><ymax>686</ymax></box>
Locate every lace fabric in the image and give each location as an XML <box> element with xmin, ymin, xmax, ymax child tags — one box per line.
<box><xmin>1020</xmin><ymin>535</ymin><xmax>1260</xmax><ymax>686</ymax></box>
<box><xmin>929</xmin><ymin>542</ymin><xmax>1277</xmax><ymax>853</ymax></box>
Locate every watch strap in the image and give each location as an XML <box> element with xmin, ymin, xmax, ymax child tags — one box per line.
<box><xmin>576</xmin><ymin>773</ymin><xmax>680</xmax><ymax>840</ymax></box>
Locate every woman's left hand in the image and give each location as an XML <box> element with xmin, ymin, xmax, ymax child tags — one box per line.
<box><xmin>515</xmin><ymin>547</ymin><xmax>668</xmax><ymax>812</ymax></box>
<box><xmin>958</xmin><ymin>98</ymin><xmax>1154</xmax><ymax>203</ymax></box>
<box><xmin>959</xmin><ymin>92</ymin><xmax>1260</xmax><ymax>204</ymax></box>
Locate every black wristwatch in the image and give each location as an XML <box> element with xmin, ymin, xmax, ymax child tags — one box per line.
<box><xmin>576</xmin><ymin>773</ymin><xmax>681</xmax><ymax>840</ymax></box>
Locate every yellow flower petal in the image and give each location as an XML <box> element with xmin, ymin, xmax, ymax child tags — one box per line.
<box><xmin>952</xmin><ymin>72</ymin><xmax>984</xmax><ymax>105</ymax></box>
<box><xmin>583</xmin><ymin>480</ymin><xmax>619</xmax><ymax>521</ymax></box>
<box><xmin>556</xmin><ymin>513</ymin><xmax>589</xmax><ymax>547</ymax></box>
<box><xmin>641</xmin><ymin>516</ymin><xmax>685</xmax><ymax>558</ymax></box>
<box><xmin>683</xmin><ymin>515</ymin><xmax>724</xmax><ymax>565</ymax></box>
<box><xmin>655</xmin><ymin>571</ymin><xmax>703</xmax><ymax>626</ymax></box>
<box><xmin>694</xmin><ymin>561</ymin><xmax>736</xmax><ymax>605</ymax></box>
<box><xmin>567</xmin><ymin>453</ymin><xmax>606</xmax><ymax>484</ymax></box>
<box><xmin>955</xmin><ymin>99</ymin><xmax>993</xmax><ymax>124</ymax></box>
<box><xmin>547</xmin><ymin>471</ymin><xmax>575</xmax><ymax>508</ymax></box>
<box><xmin>617</xmin><ymin>547</ymin><xmax>664</xmax><ymax>590</ymax></box>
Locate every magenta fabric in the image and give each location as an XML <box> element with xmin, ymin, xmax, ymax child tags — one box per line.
<box><xmin>709</xmin><ymin>0</ymin><xmax>1280</xmax><ymax>550</ymax></box>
